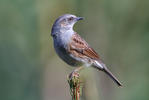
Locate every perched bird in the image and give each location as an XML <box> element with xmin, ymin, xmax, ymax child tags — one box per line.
<box><xmin>51</xmin><ymin>14</ymin><xmax>122</xmax><ymax>86</ymax></box>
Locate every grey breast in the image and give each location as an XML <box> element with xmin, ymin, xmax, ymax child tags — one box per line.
<box><xmin>54</xmin><ymin>40</ymin><xmax>82</xmax><ymax>67</ymax></box>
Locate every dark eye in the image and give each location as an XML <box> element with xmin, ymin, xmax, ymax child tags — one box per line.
<box><xmin>68</xmin><ymin>17</ymin><xmax>74</xmax><ymax>21</ymax></box>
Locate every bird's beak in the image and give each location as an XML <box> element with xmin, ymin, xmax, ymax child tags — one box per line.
<box><xmin>76</xmin><ymin>17</ymin><xmax>84</xmax><ymax>21</ymax></box>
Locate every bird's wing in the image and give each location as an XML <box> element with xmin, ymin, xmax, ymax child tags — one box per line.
<box><xmin>68</xmin><ymin>33</ymin><xmax>122</xmax><ymax>86</ymax></box>
<box><xmin>68</xmin><ymin>33</ymin><xmax>100</xmax><ymax>60</ymax></box>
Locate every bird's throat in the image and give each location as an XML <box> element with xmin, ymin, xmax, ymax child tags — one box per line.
<box><xmin>60</xmin><ymin>29</ymin><xmax>74</xmax><ymax>43</ymax></box>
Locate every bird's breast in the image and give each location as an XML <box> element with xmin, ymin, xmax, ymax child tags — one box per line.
<box><xmin>54</xmin><ymin>38</ymin><xmax>82</xmax><ymax>67</ymax></box>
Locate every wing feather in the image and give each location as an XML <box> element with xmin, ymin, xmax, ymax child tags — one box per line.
<box><xmin>68</xmin><ymin>33</ymin><xmax>100</xmax><ymax>60</ymax></box>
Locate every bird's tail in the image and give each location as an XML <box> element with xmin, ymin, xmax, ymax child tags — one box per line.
<box><xmin>93</xmin><ymin>61</ymin><xmax>122</xmax><ymax>87</ymax></box>
<box><xmin>102</xmin><ymin>67</ymin><xmax>122</xmax><ymax>86</ymax></box>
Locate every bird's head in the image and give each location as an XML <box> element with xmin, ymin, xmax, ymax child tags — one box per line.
<box><xmin>51</xmin><ymin>14</ymin><xmax>83</xmax><ymax>37</ymax></box>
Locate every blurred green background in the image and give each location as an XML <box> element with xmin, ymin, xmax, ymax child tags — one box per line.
<box><xmin>0</xmin><ymin>0</ymin><xmax>149</xmax><ymax>100</ymax></box>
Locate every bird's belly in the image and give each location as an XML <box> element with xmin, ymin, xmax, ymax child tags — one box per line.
<box><xmin>54</xmin><ymin>42</ymin><xmax>83</xmax><ymax>67</ymax></box>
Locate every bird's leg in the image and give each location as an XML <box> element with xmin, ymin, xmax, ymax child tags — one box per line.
<box><xmin>67</xmin><ymin>67</ymin><xmax>84</xmax><ymax>100</ymax></box>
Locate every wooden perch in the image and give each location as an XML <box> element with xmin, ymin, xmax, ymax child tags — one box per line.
<box><xmin>67</xmin><ymin>67</ymin><xmax>83</xmax><ymax>100</ymax></box>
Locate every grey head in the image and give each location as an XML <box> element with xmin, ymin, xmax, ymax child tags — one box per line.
<box><xmin>51</xmin><ymin>14</ymin><xmax>83</xmax><ymax>37</ymax></box>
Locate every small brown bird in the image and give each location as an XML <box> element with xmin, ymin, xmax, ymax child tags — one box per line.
<box><xmin>51</xmin><ymin>14</ymin><xmax>122</xmax><ymax>86</ymax></box>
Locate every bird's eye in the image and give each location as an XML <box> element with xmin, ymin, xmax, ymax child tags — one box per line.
<box><xmin>68</xmin><ymin>17</ymin><xmax>74</xmax><ymax>21</ymax></box>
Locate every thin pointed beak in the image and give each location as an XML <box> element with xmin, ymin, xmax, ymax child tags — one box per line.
<box><xmin>76</xmin><ymin>17</ymin><xmax>84</xmax><ymax>21</ymax></box>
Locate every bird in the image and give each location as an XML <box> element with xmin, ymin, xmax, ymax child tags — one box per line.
<box><xmin>51</xmin><ymin>14</ymin><xmax>122</xmax><ymax>86</ymax></box>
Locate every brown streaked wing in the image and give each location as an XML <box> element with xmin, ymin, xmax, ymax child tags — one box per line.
<box><xmin>69</xmin><ymin>33</ymin><xmax>100</xmax><ymax>60</ymax></box>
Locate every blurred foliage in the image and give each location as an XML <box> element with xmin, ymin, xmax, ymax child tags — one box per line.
<box><xmin>0</xmin><ymin>0</ymin><xmax>149</xmax><ymax>100</ymax></box>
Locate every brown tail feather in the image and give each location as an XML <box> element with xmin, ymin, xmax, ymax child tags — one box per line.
<box><xmin>93</xmin><ymin>62</ymin><xmax>122</xmax><ymax>87</ymax></box>
<box><xmin>103</xmin><ymin>67</ymin><xmax>122</xmax><ymax>87</ymax></box>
